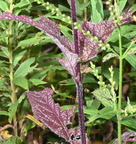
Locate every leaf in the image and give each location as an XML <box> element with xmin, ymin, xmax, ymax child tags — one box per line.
<box><xmin>0</xmin><ymin>136</ymin><xmax>20</xmax><ymax>144</ymax></box>
<box><xmin>119</xmin><ymin>0</ymin><xmax>128</xmax><ymax>13</ymax></box>
<box><xmin>125</xmin><ymin>54</ymin><xmax>136</xmax><ymax>69</ymax></box>
<box><xmin>18</xmin><ymin>93</ymin><xmax>26</xmax><ymax>104</ymax></box>
<box><xmin>0</xmin><ymin>1</ymin><xmax>9</xmax><ymax>12</ymax></box>
<box><xmin>121</xmin><ymin>117</ymin><xmax>136</xmax><ymax>130</ymax></box>
<box><xmin>92</xmin><ymin>88</ymin><xmax>113</xmax><ymax>107</ymax></box>
<box><xmin>0</xmin><ymin>10</ymin><xmax>133</xmax><ymax>77</ymax></box>
<box><xmin>108</xmin><ymin>25</ymin><xmax>136</xmax><ymax>42</ymax></box>
<box><xmin>14</xmin><ymin>0</ymin><xmax>32</xmax><ymax>8</ymax></box>
<box><xmin>60</xmin><ymin>25</ymin><xmax>73</xmax><ymax>42</ymax></box>
<box><xmin>13</xmin><ymin>50</ymin><xmax>27</xmax><ymax>67</ymax></box>
<box><xmin>13</xmin><ymin>77</ymin><xmax>28</xmax><ymax>90</ymax></box>
<box><xmin>0</xmin><ymin>111</ymin><xmax>8</xmax><ymax>116</ymax></box>
<box><xmin>17</xmin><ymin>32</ymin><xmax>47</xmax><ymax>48</ymax></box>
<box><xmin>26</xmin><ymin>88</ymin><xmax>81</xmax><ymax>143</ymax></box>
<box><xmin>1</xmin><ymin>47</ymin><xmax>9</xmax><ymax>58</ymax></box>
<box><xmin>25</xmin><ymin>114</ymin><xmax>45</xmax><ymax>128</ymax></box>
<box><xmin>14</xmin><ymin>57</ymin><xmax>36</xmax><ymax>79</ymax></box>
<box><xmin>85</xmin><ymin>107</ymin><xmax>115</xmax><ymax>124</ymax></box>
<box><xmin>29</xmin><ymin>78</ymin><xmax>46</xmax><ymax>86</ymax></box>
<box><xmin>102</xmin><ymin>53</ymin><xmax>116</xmax><ymax>62</ymax></box>
<box><xmin>8</xmin><ymin>101</ymin><xmax>19</xmax><ymax>123</ymax></box>
<box><xmin>90</xmin><ymin>0</ymin><xmax>104</xmax><ymax>23</ymax></box>
<box><xmin>0</xmin><ymin>12</ymin><xmax>79</xmax><ymax>78</ymax></box>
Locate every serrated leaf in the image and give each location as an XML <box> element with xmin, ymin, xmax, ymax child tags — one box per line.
<box><xmin>26</xmin><ymin>88</ymin><xmax>81</xmax><ymax>143</ymax></box>
<box><xmin>14</xmin><ymin>57</ymin><xmax>36</xmax><ymax>78</ymax></box>
<box><xmin>13</xmin><ymin>77</ymin><xmax>28</xmax><ymax>90</ymax></box>
<box><xmin>29</xmin><ymin>78</ymin><xmax>46</xmax><ymax>86</ymax></box>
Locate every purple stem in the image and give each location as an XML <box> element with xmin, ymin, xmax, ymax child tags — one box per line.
<box><xmin>70</xmin><ymin>0</ymin><xmax>86</xmax><ymax>144</ymax></box>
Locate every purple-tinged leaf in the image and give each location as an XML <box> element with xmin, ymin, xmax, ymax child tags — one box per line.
<box><xmin>121</xmin><ymin>10</ymin><xmax>134</xmax><ymax>25</ymax></box>
<box><xmin>78</xmin><ymin>10</ymin><xmax>134</xmax><ymax>62</ymax></box>
<box><xmin>0</xmin><ymin>10</ymin><xmax>134</xmax><ymax>72</ymax></box>
<box><xmin>113</xmin><ymin>132</ymin><xmax>136</xmax><ymax>144</ymax></box>
<box><xmin>26</xmin><ymin>88</ymin><xmax>81</xmax><ymax>143</ymax></box>
<box><xmin>56</xmin><ymin>57</ymin><xmax>78</xmax><ymax>77</ymax></box>
<box><xmin>0</xmin><ymin>12</ymin><xmax>78</xmax><ymax>78</ymax></box>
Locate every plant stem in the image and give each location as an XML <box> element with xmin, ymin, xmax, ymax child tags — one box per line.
<box><xmin>84</xmin><ymin>0</ymin><xmax>88</xmax><ymax>21</ymax></box>
<box><xmin>117</xmin><ymin>27</ymin><xmax>123</xmax><ymax>144</ymax></box>
<box><xmin>8</xmin><ymin>21</ymin><xmax>18</xmax><ymax>137</ymax></box>
<box><xmin>76</xmin><ymin>82</ymin><xmax>86</xmax><ymax>144</ymax></box>
<box><xmin>8</xmin><ymin>0</ymin><xmax>18</xmax><ymax>136</ymax></box>
<box><xmin>70</xmin><ymin>0</ymin><xmax>86</xmax><ymax>143</ymax></box>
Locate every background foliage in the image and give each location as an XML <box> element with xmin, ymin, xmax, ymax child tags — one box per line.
<box><xmin>0</xmin><ymin>0</ymin><xmax>136</xmax><ymax>143</ymax></box>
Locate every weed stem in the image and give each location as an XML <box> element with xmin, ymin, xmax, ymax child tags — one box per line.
<box><xmin>71</xmin><ymin>0</ymin><xmax>86</xmax><ymax>143</ymax></box>
<box><xmin>117</xmin><ymin>26</ymin><xmax>123</xmax><ymax>144</ymax></box>
<box><xmin>8</xmin><ymin>0</ymin><xmax>18</xmax><ymax>136</ymax></box>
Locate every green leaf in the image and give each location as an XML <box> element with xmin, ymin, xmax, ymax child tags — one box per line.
<box><xmin>67</xmin><ymin>0</ymin><xmax>90</xmax><ymax>16</ymax></box>
<box><xmin>102</xmin><ymin>53</ymin><xmax>116</xmax><ymax>62</ymax></box>
<box><xmin>121</xmin><ymin>117</ymin><xmax>136</xmax><ymax>130</ymax></box>
<box><xmin>125</xmin><ymin>54</ymin><xmax>136</xmax><ymax>69</ymax></box>
<box><xmin>119</xmin><ymin>0</ymin><xmax>128</xmax><ymax>13</ymax></box>
<box><xmin>92</xmin><ymin>88</ymin><xmax>113</xmax><ymax>107</ymax></box>
<box><xmin>86</xmin><ymin>99</ymin><xmax>101</xmax><ymax>109</ymax></box>
<box><xmin>14</xmin><ymin>57</ymin><xmax>36</xmax><ymax>78</ymax></box>
<box><xmin>29</xmin><ymin>78</ymin><xmax>46</xmax><ymax>86</ymax></box>
<box><xmin>14</xmin><ymin>0</ymin><xmax>33</xmax><ymax>8</ymax></box>
<box><xmin>90</xmin><ymin>0</ymin><xmax>104</xmax><ymax>23</ymax></box>
<box><xmin>58</xmin><ymin>4</ymin><xmax>70</xmax><ymax>12</ymax></box>
<box><xmin>8</xmin><ymin>101</ymin><xmax>19</xmax><ymax>123</ymax></box>
<box><xmin>18</xmin><ymin>93</ymin><xmax>26</xmax><ymax>104</ymax></box>
<box><xmin>79</xmin><ymin>1</ymin><xmax>90</xmax><ymax>12</ymax></box>
<box><xmin>60</xmin><ymin>25</ymin><xmax>73</xmax><ymax>42</ymax></box>
<box><xmin>13</xmin><ymin>50</ymin><xmax>27</xmax><ymax>67</ymax></box>
<box><xmin>17</xmin><ymin>32</ymin><xmax>47</xmax><ymax>48</ymax></box>
<box><xmin>0</xmin><ymin>111</ymin><xmax>8</xmax><ymax>116</ymax></box>
<box><xmin>0</xmin><ymin>1</ymin><xmax>9</xmax><ymax>11</ymax></box>
<box><xmin>13</xmin><ymin>77</ymin><xmax>28</xmax><ymax>90</ymax></box>
<box><xmin>1</xmin><ymin>47</ymin><xmax>9</xmax><ymax>58</ymax></box>
<box><xmin>108</xmin><ymin>25</ymin><xmax>136</xmax><ymax>42</ymax></box>
<box><xmin>0</xmin><ymin>136</ymin><xmax>21</xmax><ymax>144</ymax></box>
<box><xmin>85</xmin><ymin>107</ymin><xmax>115</xmax><ymax>124</ymax></box>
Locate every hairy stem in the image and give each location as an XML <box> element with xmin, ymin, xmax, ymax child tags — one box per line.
<box><xmin>76</xmin><ymin>82</ymin><xmax>86</xmax><ymax>144</ymax></box>
<box><xmin>8</xmin><ymin>0</ymin><xmax>18</xmax><ymax>136</ymax></box>
<box><xmin>117</xmin><ymin>27</ymin><xmax>123</xmax><ymax>144</ymax></box>
<box><xmin>71</xmin><ymin>0</ymin><xmax>86</xmax><ymax>143</ymax></box>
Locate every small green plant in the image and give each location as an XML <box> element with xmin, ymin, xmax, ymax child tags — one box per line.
<box><xmin>0</xmin><ymin>0</ymin><xmax>136</xmax><ymax>144</ymax></box>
